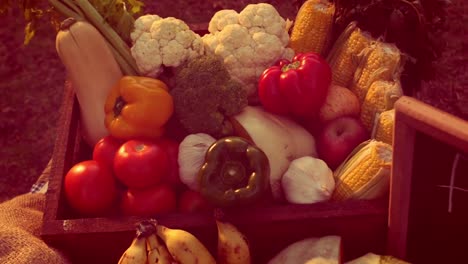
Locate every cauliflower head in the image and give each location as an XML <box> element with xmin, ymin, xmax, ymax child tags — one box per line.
<box><xmin>131</xmin><ymin>15</ymin><xmax>205</xmax><ymax>77</ymax></box>
<box><xmin>202</xmin><ymin>3</ymin><xmax>295</xmax><ymax>101</ymax></box>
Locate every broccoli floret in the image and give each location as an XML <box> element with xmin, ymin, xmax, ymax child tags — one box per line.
<box><xmin>170</xmin><ymin>54</ymin><xmax>248</xmax><ymax>137</ymax></box>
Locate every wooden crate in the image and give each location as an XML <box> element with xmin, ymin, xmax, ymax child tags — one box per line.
<box><xmin>41</xmin><ymin>15</ymin><xmax>391</xmax><ymax>261</ymax></box>
<box><xmin>41</xmin><ymin>79</ymin><xmax>388</xmax><ymax>264</ymax></box>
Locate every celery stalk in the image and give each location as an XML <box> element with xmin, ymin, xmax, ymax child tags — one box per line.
<box><xmin>73</xmin><ymin>0</ymin><xmax>141</xmax><ymax>75</ymax></box>
<box><xmin>60</xmin><ymin>0</ymin><xmax>85</xmax><ymax>19</ymax></box>
<box><xmin>48</xmin><ymin>0</ymin><xmax>83</xmax><ymax>21</ymax></box>
<box><xmin>109</xmin><ymin>44</ymin><xmax>138</xmax><ymax>75</ymax></box>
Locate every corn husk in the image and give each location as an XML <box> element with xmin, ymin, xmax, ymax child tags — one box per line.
<box><xmin>331</xmin><ymin>140</ymin><xmax>392</xmax><ymax>201</ymax></box>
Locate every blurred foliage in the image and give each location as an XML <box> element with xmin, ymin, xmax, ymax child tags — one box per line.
<box><xmin>0</xmin><ymin>0</ymin><xmax>144</xmax><ymax>45</ymax></box>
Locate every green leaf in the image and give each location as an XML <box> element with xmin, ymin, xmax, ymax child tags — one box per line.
<box><xmin>127</xmin><ymin>0</ymin><xmax>144</xmax><ymax>15</ymax></box>
<box><xmin>88</xmin><ymin>0</ymin><xmax>145</xmax><ymax>44</ymax></box>
<box><xmin>24</xmin><ymin>21</ymin><xmax>36</xmax><ymax>45</ymax></box>
<box><xmin>30</xmin><ymin>7</ymin><xmax>44</xmax><ymax>18</ymax></box>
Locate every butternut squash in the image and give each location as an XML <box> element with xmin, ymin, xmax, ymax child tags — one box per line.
<box><xmin>56</xmin><ymin>18</ymin><xmax>123</xmax><ymax>147</ymax></box>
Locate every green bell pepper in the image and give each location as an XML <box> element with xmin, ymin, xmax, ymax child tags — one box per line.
<box><xmin>199</xmin><ymin>136</ymin><xmax>270</xmax><ymax>207</ymax></box>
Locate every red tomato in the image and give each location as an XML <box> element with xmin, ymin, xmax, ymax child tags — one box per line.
<box><xmin>158</xmin><ymin>138</ymin><xmax>182</xmax><ymax>187</ymax></box>
<box><xmin>92</xmin><ymin>135</ymin><xmax>123</xmax><ymax>171</ymax></box>
<box><xmin>64</xmin><ymin>160</ymin><xmax>117</xmax><ymax>216</ymax></box>
<box><xmin>178</xmin><ymin>189</ymin><xmax>213</xmax><ymax>213</ymax></box>
<box><xmin>121</xmin><ymin>184</ymin><xmax>177</xmax><ymax>216</ymax></box>
<box><xmin>114</xmin><ymin>139</ymin><xmax>169</xmax><ymax>188</ymax></box>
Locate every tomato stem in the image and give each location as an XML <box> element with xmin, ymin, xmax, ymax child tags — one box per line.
<box><xmin>134</xmin><ymin>144</ymin><xmax>145</xmax><ymax>152</ymax></box>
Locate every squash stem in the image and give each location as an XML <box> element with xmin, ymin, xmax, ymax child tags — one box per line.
<box><xmin>59</xmin><ymin>17</ymin><xmax>77</xmax><ymax>31</ymax></box>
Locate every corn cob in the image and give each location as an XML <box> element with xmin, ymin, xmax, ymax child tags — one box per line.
<box><xmin>289</xmin><ymin>0</ymin><xmax>335</xmax><ymax>56</ymax></box>
<box><xmin>350</xmin><ymin>41</ymin><xmax>403</xmax><ymax>103</ymax></box>
<box><xmin>374</xmin><ymin>109</ymin><xmax>395</xmax><ymax>145</ymax></box>
<box><xmin>331</xmin><ymin>140</ymin><xmax>392</xmax><ymax>201</ymax></box>
<box><xmin>326</xmin><ymin>21</ymin><xmax>374</xmax><ymax>87</ymax></box>
<box><xmin>360</xmin><ymin>80</ymin><xmax>402</xmax><ymax>132</ymax></box>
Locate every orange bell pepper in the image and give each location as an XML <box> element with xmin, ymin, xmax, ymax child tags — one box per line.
<box><xmin>104</xmin><ymin>76</ymin><xmax>174</xmax><ymax>140</ymax></box>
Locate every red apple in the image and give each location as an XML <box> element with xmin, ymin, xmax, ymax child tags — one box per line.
<box><xmin>317</xmin><ymin>116</ymin><xmax>369</xmax><ymax>169</ymax></box>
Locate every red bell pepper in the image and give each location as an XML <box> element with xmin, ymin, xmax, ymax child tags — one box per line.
<box><xmin>258</xmin><ymin>52</ymin><xmax>332</xmax><ymax>118</ymax></box>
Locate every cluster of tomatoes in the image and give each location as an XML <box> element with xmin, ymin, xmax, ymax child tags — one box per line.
<box><xmin>63</xmin><ymin>135</ymin><xmax>212</xmax><ymax>217</ymax></box>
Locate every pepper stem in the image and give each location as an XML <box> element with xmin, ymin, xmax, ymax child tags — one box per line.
<box><xmin>281</xmin><ymin>61</ymin><xmax>301</xmax><ymax>72</ymax></box>
<box><xmin>113</xmin><ymin>96</ymin><xmax>126</xmax><ymax>117</ymax></box>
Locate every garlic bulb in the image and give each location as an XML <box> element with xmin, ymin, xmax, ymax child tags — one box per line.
<box><xmin>178</xmin><ymin>133</ymin><xmax>216</xmax><ymax>191</ymax></box>
<box><xmin>281</xmin><ymin>156</ymin><xmax>335</xmax><ymax>204</ymax></box>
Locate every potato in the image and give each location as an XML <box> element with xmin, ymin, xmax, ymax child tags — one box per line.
<box><xmin>319</xmin><ymin>85</ymin><xmax>360</xmax><ymax>123</ymax></box>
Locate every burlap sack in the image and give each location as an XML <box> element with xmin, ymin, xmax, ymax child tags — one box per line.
<box><xmin>0</xmin><ymin>193</ymin><xmax>71</xmax><ymax>264</ymax></box>
<box><xmin>0</xmin><ymin>158</ymin><xmax>70</xmax><ymax>263</ymax></box>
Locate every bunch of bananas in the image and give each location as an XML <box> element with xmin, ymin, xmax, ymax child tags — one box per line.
<box><xmin>118</xmin><ymin>216</ymin><xmax>251</xmax><ymax>264</ymax></box>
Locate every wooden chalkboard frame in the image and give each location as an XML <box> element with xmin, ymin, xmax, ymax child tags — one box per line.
<box><xmin>387</xmin><ymin>96</ymin><xmax>468</xmax><ymax>260</ymax></box>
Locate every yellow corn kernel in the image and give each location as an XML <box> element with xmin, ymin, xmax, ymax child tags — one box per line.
<box><xmin>332</xmin><ymin>140</ymin><xmax>393</xmax><ymax>201</ymax></box>
<box><xmin>350</xmin><ymin>41</ymin><xmax>403</xmax><ymax>103</ymax></box>
<box><xmin>374</xmin><ymin>109</ymin><xmax>395</xmax><ymax>145</ymax></box>
<box><xmin>289</xmin><ymin>0</ymin><xmax>335</xmax><ymax>55</ymax></box>
<box><xmin>360</xmin><ymin>80</ymin><xmax>402</xmax><ymax>132</ymax></box>
<box><xmin>326</xmin><ymin>21</ymin><xmax>374</xmax><ymax>87</ymax></box>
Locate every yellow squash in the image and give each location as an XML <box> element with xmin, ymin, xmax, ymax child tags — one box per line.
<box><xmin>56</xmin><ymin>18</ymin><xmax>123</xmax><ymax>146</ymax></box>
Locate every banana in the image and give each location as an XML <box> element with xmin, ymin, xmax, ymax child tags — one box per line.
<box><xmin>156</xmin><ymin>224</ymin><xmax>216</xmax><ymax>264</ymax></box>
<box><xmin>118</xmin><ymin>236</ymin><xmax>148</xmax><ymax>264</ymax></box>
<box><xmin>146</xmin><ymin>233</ymin><xmax>174</xmax><ymax>264</ymax></box>
<box><xmin>216</xmin><ymin>219</ymin><xmax>251</xmax><ymax>264</ymax></box>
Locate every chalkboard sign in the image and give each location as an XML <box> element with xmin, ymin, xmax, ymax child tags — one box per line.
<box><xmin>387</xmin><ymin>96</ymin><xmax>468</xmax><ymax>263</ymax></box>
